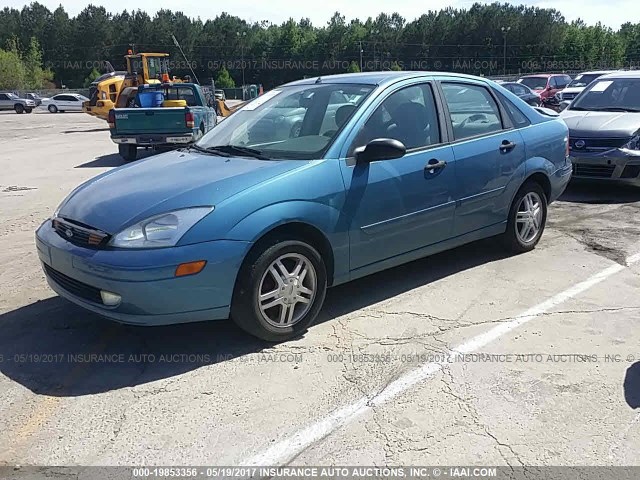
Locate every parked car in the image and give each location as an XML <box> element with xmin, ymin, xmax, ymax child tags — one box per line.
<box><xmin>24</xmin><ymin>92</ymin><xmax>46</xmax><ymax>106</ymax></box>
<box><xmin>109</xmin><ymin>83</ymin><xmax>217</xmax><ymax>161</ymax></box>
<box><xmin>560</xmin><ymin>70</ymin><xmax>640</xmax><ymax>184</ymax></box>
<box><xmin>0</xmin><ymin>92</ymin><xmax>36</xmax><ymax>113</ymax></box>
<box><xmin>499</xmin><ymin>82</ymin><xmax>541</xmax><ymax>106</ymax></box>
<box><xmin>41</xmin><ymin>93</ymin><xmax>89</xmax><ymax>113</ymax></box>
<box><xmin>517</xmin><ymin>74</ymin><xmax>572</xmax><ymax>100</ymax></box>
<box><xmin>556</xmin><ymin>71</ymin><xmax>618</xmax><ymax>103</ymax></box>
<box><xmin>214</xmin><ymin>89</ymin><xmax>226</xmax><ymax>101</ymax></box>
<box><xmin>36</xmin><ymin>72</ymin><xmax>571</xmax><ymax>341</ymax></box>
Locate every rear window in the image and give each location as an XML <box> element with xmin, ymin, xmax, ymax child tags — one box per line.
<box><xmin>519</xmin><ymin>77</ymin><xmax>548</xmax><ymax>90</ymax></box>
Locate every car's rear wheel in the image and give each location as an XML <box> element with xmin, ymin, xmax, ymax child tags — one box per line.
<box><xmin>118</xmin><ymin>144</ymin><xmax>137</xmax><ymax>162</ymax></box>
<box><xmin>231</xmin><ymin>239</ymin><xmax>327</xmax><ymax>342</ymax></box>
<box><xmin>14</xmin><ymin>104</ymin><xmax>24</xmax><ymax>114</ymax></box>
<box><xmin>502</xmin><ymin>181</ymin><xmax>547</xmax><ymax>253</ymax></box>
<box><xmin>48</xmin><ymin>105</ymin><xmax>58</xmax><ymax>113</ymax></box>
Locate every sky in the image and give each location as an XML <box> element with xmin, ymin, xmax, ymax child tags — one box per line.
<box><xmin>1</xmin><ymin>0</ymin><xmax>633</xmax><ymax>29</ymax></box>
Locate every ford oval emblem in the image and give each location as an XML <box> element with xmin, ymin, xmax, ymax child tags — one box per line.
<box><xmin>574</xmin><ymin>140</ymin><xmax>586</xmax><ymax>149</ymax></box>
<box><xmin>65</xmin><ymin>228</ymin><xmax>73</xmax><ymax>238</ymax></box>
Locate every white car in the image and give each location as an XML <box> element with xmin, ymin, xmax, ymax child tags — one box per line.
<box><xmin>556</xmin><ymin>70</ymin><xmax>618</xmax><ymax>102</ymax></box>
<box><xmin>41</xmin><ymin>93</ymin><xmax>89</xmax><ymax>113</ymax></box>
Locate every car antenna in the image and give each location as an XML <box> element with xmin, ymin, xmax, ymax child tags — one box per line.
<box><xmin>315</xmin><ymin>77</ymin><xmax>322</xmax><ymax>84</ymax></box>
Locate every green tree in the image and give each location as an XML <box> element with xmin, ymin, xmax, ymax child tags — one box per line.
<box><xmin>83</xmin><ymin>67</ymin><xmax>101</xmax><ymax>86</ymax></box>
<box><xmin>0</xmin><ymin>48</ymin><xmax>26</xmax><ymax>89</ymax></box>
<box><xmin>21</xmin><ymin>36</ymin><xmax>53</xmax><ymax>88</ymax></box>
<box><xmin>389</xmin><ymin>61</ymin><xmax>402</xmax><ymax>71</ymax></box>
<box><xmin>215</xmin><ymin>66</ymin><xmax>235</xmax><ymax>88</ymax></box>
<box><xmin>347</xmin><ymin>61</ymin><xmax>360</xmax><ymax>73</ymax></box>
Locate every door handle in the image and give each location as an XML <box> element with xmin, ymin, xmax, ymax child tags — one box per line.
<box><xmin>500</xmin><ymin>140</ymin><xmax>516</xmax><ymax>152</ymax></box>
<box><xmin>425</xmin><ymin>159</ymin><xmax>447</xmax><ymax>170</ymax></box>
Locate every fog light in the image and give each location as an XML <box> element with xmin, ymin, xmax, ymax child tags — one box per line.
<box><xmin>100</xmin><ymin>290</ymin><xmax>121</xmax><ymax>306</ymax></box>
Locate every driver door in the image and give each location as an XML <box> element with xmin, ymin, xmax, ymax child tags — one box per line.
<box><xmin>339</xmin><ymin>81</ymin><xmax>457</xmax><ymax>272</ymax></box>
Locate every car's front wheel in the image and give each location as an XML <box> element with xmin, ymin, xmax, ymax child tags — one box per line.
<box><xmin>231</xmin><ymin>239</ymin><xmax>327</xmax><ymax>342</ymax></box>
<box><xmin>502</xmin><ymin>181</ymin><xmax>547</xmax><ymax>253</ymax></box>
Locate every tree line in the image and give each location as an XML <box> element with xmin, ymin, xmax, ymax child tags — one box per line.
<box><xmin>0</xmin><ymin>1</ymin><xmax>639</xmax><ymax>89</ymax></box>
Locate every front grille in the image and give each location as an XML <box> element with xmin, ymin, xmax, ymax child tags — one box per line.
<box><xmin>562</xmin><ymin>92</ymin><xmax>577</xmax><ymax>100</ymax></box>
<box><xmin>43</xmin><ymin>264</ymin><xmax>103</xmax><ymax>304</ymax></box>
<box><xmin>570</xmin><ymin>137</ymin><xmax>630</xmax><ymax>151</ymax></box>
<box><xmin>573</xmin><ymin>163</ymin><xmax>616</xmax><ymax>178</ymax></box>
<box><xmin>52</xmin><ymin>218</ymin><xmax>110</xmax><ymax>249</ymax></box>
<box><xmin>621</xmin><ymin>165</ymin><xmax>640</xmax><ymax>179</ymax></box>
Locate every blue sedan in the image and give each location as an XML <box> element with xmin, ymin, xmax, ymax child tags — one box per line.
<box><xmin>36</xmin><ymin>72</ymin><xmax>572</xmax><ymax>341</ymax></box>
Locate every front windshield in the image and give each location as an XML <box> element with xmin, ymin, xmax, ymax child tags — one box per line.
<box><xmin>518</xmin><ymin>77</ymin><xmax>548</xmax><ymax>90</ymax></box>
<box><xmin>568</xmin><ymin>73</ymin><xmax>603</xmax><ymax>88</ymax></box>
<box><xmin>570</xmin><ymin>78</ymin><xmax>640</xmax><ymax>112</ymax></box>
<box><xmin>197</xmin><ymin>83</ymin><xmax>374</xmax><ymax>159</ymax></box>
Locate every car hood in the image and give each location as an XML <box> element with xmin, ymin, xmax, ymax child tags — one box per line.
<box><xmin>58</xmin><ymin>150</ymin><xmax>311</xmax><ymax>233</ymax></box>
<box><xmin>560</xmin><ymin>110</ymin><xmax>640</xmax><ymax>137</ymax></box>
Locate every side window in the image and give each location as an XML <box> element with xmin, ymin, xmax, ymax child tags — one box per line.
<box><xmin>67</xmin><ymin>96</ymin><xmax>79</xmax><ymax>102</ymax></box>
<box><xmin>495</xmin><ymin>92</ymin><xmax>530</xmax><ymax>128</ymax></box>
<box><xmin>549</xmin><ymin>77</ymin><xmax>558</xmax><ymax>88</ymax></box>
<box><xmin>0</xmin><ymin>94</ymin><xmax>7</xmax><ymax>100</ymax></box>
<box><xmin>350</xmin><ymin>83</ymin><xmax>440</xmax><ymax>154</ymax></box>
<box><xmin>514</xmin><ymin>85</ymin><xmax>528</xmax><ymax>96</ymax></box>
<box><xmin>441</xmin><ymin>83</ymin><xmax>503</xmax><ymax>140</ymax></box>
<box><xmin>52</xmin><ymin>95</ymin><xmax>63</xmax><ymax>101</ymax></box>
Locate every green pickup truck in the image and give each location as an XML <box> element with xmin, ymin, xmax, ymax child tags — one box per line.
<box><xmin>108</xmin><ymin>83</ymin><xmax>217</xmax><ymax>161</ymax></box>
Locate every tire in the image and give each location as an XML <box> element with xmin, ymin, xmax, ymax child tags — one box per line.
<box><xmin>502</xmin><ymin>181</ymin><xmax>548</xmax><ymax>253</ymax></box>
<box><xmin>290</xmin><ymin>122</ymin><xmax>302</xmax><ymax>138</ymax></box>
<box><xmin>25</xmin><ymin>108</ymin><xmax>32</xmax><ymax>114</ymax></box>
<box><xmin>118</xmin><ymin>144</ymin><xmax>137</xmax><ymax>162</ymax></box>
<box><xmin>231</xmin><ymin>239</ymin><xmax>327</xmax><ymax>342</ymax></box>
<box><xmin>48</xmin><ymin>105</ymin><xmax>58</xmax><ymax>113</ymax></box>
<box><xmin>14</xmin><ymin>104</ymin><xmax>24</xmax><ymax>114</ymax></box>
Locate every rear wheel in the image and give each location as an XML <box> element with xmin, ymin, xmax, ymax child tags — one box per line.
<box><xmin>231</xmin><ymin>239</ymin><xmax>327</xmax><ymax>342</ymax></box>
<box><xmin>48</xmin><ymin>105</ymin><xmax>58</xmax><ymax>113</ymax></box>
<box><xmin>502</xmin><ymin>181</ymin><xmax>547</xmax><ymax>253</ymax></box>
<box><xmin>118</xmin><ymin>144</ymin><xmax>137</xmax><ymax>162</ymax></box>
<box><xmin>14</xmin><ymin>104</ymin><xmax>24</xmax><ymax>114</ymax></box>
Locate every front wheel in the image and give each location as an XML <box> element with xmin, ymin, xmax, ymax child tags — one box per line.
<box><xmin>502</xmin><ymin>181</ymin><xmax>547</xmax><ymax>253</ymax></box>
<box><xmin>231</xmin><ymin>239</ymin><xmax>327</xmax><ymax>342</ymax></box>
<box><xmin>118</xmin><ymin>144</ymin><xmax>137</xmax><ymax>162</ymax></box>
<box><xmin>25</xmin><ymin>108</ymin><xmax>32</xmax><ymax>113</ymax></box>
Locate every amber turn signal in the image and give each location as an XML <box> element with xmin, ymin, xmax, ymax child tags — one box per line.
<box><xmin>175</xmin><ymin>260</ymin><xmax>207</xmax><ymax>277</ymax></box>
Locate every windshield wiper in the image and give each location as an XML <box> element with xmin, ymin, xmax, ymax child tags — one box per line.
<box><xmin>188</xmin><ymin>144</ymin><xmax>231</xmax><ymax>157</ymax></box>
<box><xmin>204</xmin><ymin>144</ymin><xmax>271</xmax><ymax>160</ymax></box>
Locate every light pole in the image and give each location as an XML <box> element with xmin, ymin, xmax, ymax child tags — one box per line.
<box><xmin>372</xmin><ymin>29</ymin><xmax>380</xmax><ymax>71</ymax></box>
<box><xmin>501</xmin><ymin>26</ymin><xmax>511</xmax><ymax>76</ymax></box>
<box><xmin>237</xmin><ymin>31</ymin><xmax>247</xmax><ymax>94</ymax></box>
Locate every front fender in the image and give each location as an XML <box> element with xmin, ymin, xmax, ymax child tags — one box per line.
<box><xmin>225</xmin><ymin>201</ymin><xmax>350</xmax><ymax>283</ymax></box>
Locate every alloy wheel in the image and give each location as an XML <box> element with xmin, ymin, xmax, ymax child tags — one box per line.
<box><xmin>516</xmin><ymin>191</ymin><xmax>543</xmax><ymax>243</ymax></box>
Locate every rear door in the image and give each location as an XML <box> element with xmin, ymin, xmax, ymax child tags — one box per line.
<box><xmin>66</xmin><ymin>95</ymin><xmax>83</xmax><ymax>111</ymax></box>
<box><xmin>0</xmin><ymin>94</ymin><xmax>9</xmax><ymax>110</ymax></box>
<box><xmin>437</xmin><ymin>80</ymin><xmax>525</xmax><ymax>236</ymax></box>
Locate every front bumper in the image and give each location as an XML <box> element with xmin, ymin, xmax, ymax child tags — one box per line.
<box><xmin>112</xmin><ymin>134</ymin><xmax>195</xmax><ymax>146</ymax></box>
<box><xmin>570</xmin><ymin>148</ymin><xmax>640</xmax><ymax>185</ymax></box>
<box><xmin>36</xmin><ymin>220</ymin><xmax>251</xmax><ymax>326</ymax></box>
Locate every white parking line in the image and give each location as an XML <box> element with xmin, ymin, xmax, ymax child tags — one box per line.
<box><xmin>242</xmin><ymin>252</ymin><xmax>640</xmax><ymax>466</ymax></box>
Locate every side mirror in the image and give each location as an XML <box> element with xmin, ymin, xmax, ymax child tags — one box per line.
<box><xmin>355</xmin><ymin>138</ymin><xmax>406</xmax><ymax>164</ymax></box>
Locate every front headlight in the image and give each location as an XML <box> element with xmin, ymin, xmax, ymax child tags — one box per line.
<box><xmin>109</xmin><ymin>207</ymin><xmax>213</xmax><ymax>249</ymax></box>
<box><xmin>622</xmin><ymin>136</ymin><xmax>640</xmax><ymax>150</ymax></box>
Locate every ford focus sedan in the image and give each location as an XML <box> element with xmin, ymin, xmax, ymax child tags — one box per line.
<box><xmin>36</xmin><ymin>72</ymin><xmax>571</xmax><ymax>341</ymax></box>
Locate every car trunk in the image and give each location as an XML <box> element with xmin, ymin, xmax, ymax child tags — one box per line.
<box><xmin>113</xmin><ymin>107</ymin><xmax>191</xmax><ymax>135</ymax></box>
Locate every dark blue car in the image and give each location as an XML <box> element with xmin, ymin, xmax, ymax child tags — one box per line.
<box><xmin>36</xmin><ymin>72</ymin><xmax>571</xmax><ymax>341</ymax></box>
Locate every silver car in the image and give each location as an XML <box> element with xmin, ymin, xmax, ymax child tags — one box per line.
<box><xmin>0</xmin><ymin>92</ymin><xmax>36</xmax><ymax>113</ymax></box>
<box><xmin>560</xmin><ymin>71</ymin><xmax>640</xmax><ymax>185</ymax></box>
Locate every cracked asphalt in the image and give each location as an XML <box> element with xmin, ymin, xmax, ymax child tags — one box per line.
<box><xmin>1</xmin><ymin>111</ymin><xmax>639</xmax><ymax>467</ymax></box>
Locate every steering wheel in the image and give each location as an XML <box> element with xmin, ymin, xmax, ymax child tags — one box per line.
<box><xmin>459</xmin><ymin>113</ymin><xmax>489</xmax><ymax>129</ymax></box>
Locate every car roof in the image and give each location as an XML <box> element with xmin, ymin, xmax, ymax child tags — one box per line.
<box><xmin>577</xmin><ymin>70</ymin><xmax>618</xmax><ymax>75</ymax></box>
<box><xmin>283</xmin><ymin>71</ymin><xmax>492</xmax><ymax>87</ymax></box>
<box><xmin>596</xmin><ymin>70</ymin><xmax>640</xmax><ymax>80</ymax></box>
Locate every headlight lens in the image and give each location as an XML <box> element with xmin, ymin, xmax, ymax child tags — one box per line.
<box><xmin>622</xmin><ymin>136</ymin><xmax>640</xmax><ymax>150</ymax></box>
<box><xmin>109</xmin><ymin>207</ymin><xmax>213</xmax><ymax>248</ymax></box>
